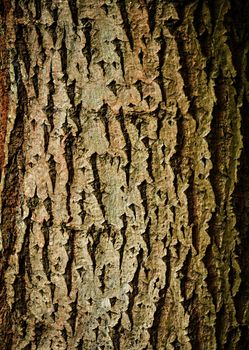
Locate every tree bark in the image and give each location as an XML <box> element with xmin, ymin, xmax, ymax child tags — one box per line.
<box><xmin>0</xmin><ymin>0</ymin><xmax>249</xmax><ymax>349</ymax></box>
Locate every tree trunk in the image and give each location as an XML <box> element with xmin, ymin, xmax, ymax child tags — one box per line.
<box><xmin>0</xmin><ymin>0</ymin><xmax>249</xmax><ymax>349</ymax></box>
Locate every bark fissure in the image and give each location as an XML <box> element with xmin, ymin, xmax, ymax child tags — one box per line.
<box><xmin>64</xmin><ymin>129</ymin><xmax>75</xmax><ymax>220</ymax></box>
<box><xmin>149</xmin><ymin>248</ymin><xmax>171</xmax><ymax>349</ymax></box>
<box><xmin>43</xmin><ymin>65</ymin><xmax>55</xmax><ymax>131</ymax></box>
<box><xmin>126</xmin><ymin>248</ymin><xmax>143</xmax><ymax>330</ymax></box>
<box><xmin>117</xmin><ymin>0</ymin><xmax>134</xmax><ymax>51</ymax></box>
<box><xmin>117</xmin><ymin>108</ymin><xmax>131</xmax><ymax>186</ymax></box>
<box><xmin>81</xmin><ymin>18</ymin><xmax>93</xmax><ymax>78</ymax></box>
<box><xmin>90</xmin><ymin>152</ymin><xmax>105</xmax><ymax>218</ymax></box>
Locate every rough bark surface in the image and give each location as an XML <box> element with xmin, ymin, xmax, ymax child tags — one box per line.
<box><xmin>0</xmin><ymin>0</ymin><xmax>249</xmax><ymax>349</ymax></box>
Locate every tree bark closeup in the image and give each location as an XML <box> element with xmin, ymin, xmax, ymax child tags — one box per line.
<box><xmin>0</xmin><ymin>0</ymin><xmax>249</xmax><ymax>349</ymax></box>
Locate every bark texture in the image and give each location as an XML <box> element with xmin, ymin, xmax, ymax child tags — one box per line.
<box><xmin>0</xmin><ymin>0</ymin><xmax>249</xmax><ymax>349</ymax></box>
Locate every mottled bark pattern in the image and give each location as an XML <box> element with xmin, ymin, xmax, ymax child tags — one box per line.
<box><xmin>0</xmin><ymin>0</ymin><xmax>248</xmax><ymax>349</ymax></box>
